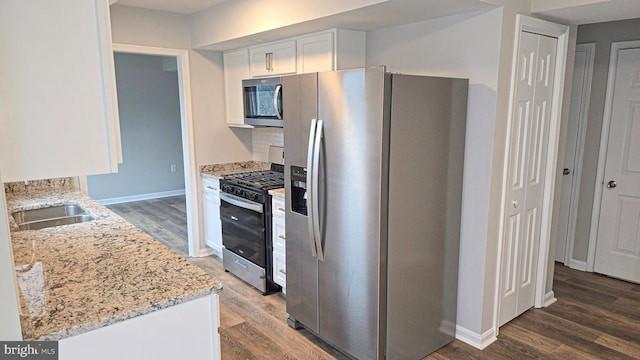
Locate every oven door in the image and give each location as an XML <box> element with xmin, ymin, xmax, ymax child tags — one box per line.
<box><xmin>220</xmin><ymin>192</ymin><xmax>266</xmax><ymax>267</ymax></box>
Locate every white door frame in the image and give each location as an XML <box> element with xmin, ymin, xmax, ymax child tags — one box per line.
<box><xmin>109</xmin><ymin>43</ymin><xmax>202</xmax><ymax>258</ymax></box>
<box><xmin>494</xmin><ymin>14</ymin><xmax>570</xmax><ymax>333</ymax></box>
<box><xmin>561</xmin><ymin>43</ymin><xmax>595</xmax><ymax>270</ymax></box>
<box><xmin>587</xmin><ymin>40</ymin><xmax>640</xmax><ymax>271</ymax></box>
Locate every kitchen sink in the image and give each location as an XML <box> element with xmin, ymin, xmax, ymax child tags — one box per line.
<box><xmin>12</xmin><ymin>204</ymin><xmax>95</xmax><ymax>230</ymax></box>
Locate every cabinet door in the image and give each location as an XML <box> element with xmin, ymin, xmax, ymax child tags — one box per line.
<box><xmin>223</xmin><ymin>49</ymin><xmax>252</xmax><ymax>128</ymax></box>
<box><xmin>271</xmin><ymin>197</ymin><xmax>286</xmax><ymax>289</ymax></box>
<box><xmin>273</xmin><ymin>217</ymin><xmax>286</xmax><ymax>250</ymax></box>
<box><xmin>0</xmin><ymin>0</ymin><xmax>120</xmax><ymax>182</ymax></box>
<box><xmin>202</xmin><ymin>177</ymin><xmax>223</xmax><ymax>258</ymax></box>
<box><xmin>250</xmin><ymin>40</ymin><xmax>296</xmax><ymax>77</ymax></box>
<box><xmin>297</xmin><ymin>32</ymin><xmax>334</xmax><ymax>74</ymax></box>
<box><xmin>273</xmin><ymin>251</ymin><xmax>286</xmax><ymax>288</ymax></box>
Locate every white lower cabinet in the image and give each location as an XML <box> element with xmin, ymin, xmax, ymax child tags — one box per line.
<box><xmin>59</xmin><ymin>294</ymin><xmax>221</xmax><ymax>360</ymax></box>
<box><xmin>202</xmin><ymin>176</ymin><xmax>223</xmax><ymax>258</ymax></box>
<box><xmin>271</xmin><ymin>195</ymin><xmax>286</xmax><ymax>292</ymax></box>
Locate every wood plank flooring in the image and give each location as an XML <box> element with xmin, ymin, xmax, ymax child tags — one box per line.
<box><xmin>112</xmin><ymin>196</ymin><xmax>640</xmax><ymax>359</ymax></box>
<box><xmin>107</xmin><ymin>196</ymin><xmax>189</xmax><ymax>257</ymax></box>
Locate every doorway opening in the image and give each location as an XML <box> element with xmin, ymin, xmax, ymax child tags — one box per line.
<box><xmin>82</xmin><ymin>44</ymin><xmax>201</xmax><ymax>257</ymax></box>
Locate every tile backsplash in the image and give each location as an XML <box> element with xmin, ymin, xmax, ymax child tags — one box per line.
<box><xmin>252</xmin><ymin>127</ymin><xmax>284</xmax><ymax>162</ymax></box>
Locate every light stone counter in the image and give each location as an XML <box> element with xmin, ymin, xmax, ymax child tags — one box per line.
<box><xmin>268</xmin><ymin>188</ymin><xmax>285</xmax><ymax>198</ymax></box>
<box><xmin>5</xmin><ymin>189</ymin><xmax>222</xmax><ymax>341</ymax></box>
<box><xmin>200</xmin><ymin>161</ymin><xmax>270</xmax><ymax>180</ymax></box>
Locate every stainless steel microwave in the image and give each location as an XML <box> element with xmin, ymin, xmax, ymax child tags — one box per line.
<box><xmin>242</xmin><ymin>77</ymin><xmax>283</xmax><ymax>127</ymax></box>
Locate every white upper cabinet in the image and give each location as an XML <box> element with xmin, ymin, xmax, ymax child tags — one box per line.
<box><xmin>0</xmin><ymin>0</ymin><xmax>121</xmax><ymax>182</ymax></box>
<box><xmin>249</xmin><ymin>40</ymin><xmax>297</xmax><ymax>77</ymax></box>
<box><xmin>297</xmin><ymin>32</ymin><xmax>334</xmax><ymax>74</ymax></box>
<box><xmin>222</xmin><ymin>29</ymin><xmax>365</xmax><ymax>127</ymax></box>
<box><xmin>223</xmin><ymin>48</ymin><xmax>253</xmax><ymax>128</ymax></box>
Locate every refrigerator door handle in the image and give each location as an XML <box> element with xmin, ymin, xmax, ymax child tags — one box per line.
<box><xmin>312</xmin><ymin>119</ymin><xmax>324</xmax><ymax>261</ymax></box>
<box><xmin>306</xmin><ymin>118</ymin><xmax>318</xmax><ymax>258</ymax></box>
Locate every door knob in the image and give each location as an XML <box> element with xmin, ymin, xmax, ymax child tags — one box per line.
<box><xmin>563</xmin><ymin>168</ymin><xmax>571</xmax><ymax>175</ymax></box>
<box><xmin>606</xmin><ymin>180</ymin><xmax>617</xmax><ymax>189</ymax></box>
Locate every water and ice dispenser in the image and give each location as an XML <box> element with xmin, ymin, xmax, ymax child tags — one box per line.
<box><xmin>290</xmin><ymin>166</ymin><xmax>307</xmax><ymax>216</ymax></box>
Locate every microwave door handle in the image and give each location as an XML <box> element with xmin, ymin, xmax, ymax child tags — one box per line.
<box><xmin>306</xmin><ymin>119</ymin><xmax>318</xmax><ymax>258</ymax></box>
<box><xmin>312</xmin><ymin>120</ymin><xmax>324</xmax><ymax>261</ymax></box>
<box><xmin>274</xmin><ymin>84</ymin><xmax>282</xmax><ymax>120</ymax></box>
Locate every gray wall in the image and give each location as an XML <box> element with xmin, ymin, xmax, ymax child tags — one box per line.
<box><xmin>88</xmin><ymin>53</ymin><xmax>185</xmax><ymax>200</ymax></box>
<box><xmin>572</xmin><ymin>18</ymin><xmax>640</xmax><ymax>261</ymax></box>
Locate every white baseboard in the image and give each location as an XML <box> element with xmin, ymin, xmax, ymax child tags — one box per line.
<box><xmin>455</xmin><ymin>325</ymin><xmax>497</xmax><ymax>350</ymax></box>
<box><xmin>97</xmin><ymin>189</ymin><xmax>186</xmax><ymax>205</ymax></box>
<box><xmin>569</xmin><ymin>259</ymin><xmax>587</xmax><ymax>271</ymax></box>
<box><xmin>205</xmin><ymin>242</ymin><xmax>223</xmax><ymax>259</ymax></box>
<box><xmin>543</xmin><ymin>290</ymin><xmax>557</xmax><ymax>307</ymax></box>
<box><xmin>195</xmin><ymin>247</ymin><xmax>212</xmax><ymax>258</ymax></box>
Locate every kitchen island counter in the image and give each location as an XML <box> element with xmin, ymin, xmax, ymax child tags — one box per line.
<box><xmin>6</xmin><ymin>189</ymin><xmax>222</xmax><ymax>341</ymax></box>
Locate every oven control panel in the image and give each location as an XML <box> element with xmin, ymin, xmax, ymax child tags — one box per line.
<box><xmin>221</xmin><ymin>183</ymin><xmax>264</xmax><ymax>203</ymax></box>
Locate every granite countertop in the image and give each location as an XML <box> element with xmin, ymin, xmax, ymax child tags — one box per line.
<box><xmin>200</xmin><ymin>161</ymin><xmax>271</xmax><ymax>180</ymax></box>
<box><xmin>6</xmin><ymin>190</ymin><xmax>222</xmax><ymax>341</ymax></box>
<box><xmin>268</xmin><ymin>188</ymin><xmax>285</xmax><ymax>198</ymax></box>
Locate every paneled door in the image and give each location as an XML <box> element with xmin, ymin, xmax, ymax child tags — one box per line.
<box><xmin>500</xmin><ymin>31</ymin><xmax>558</xmax><ymax>326</ymax></box>
<box><xmin>555</xmin><ymin>44</ymin><xmax>594</xmax><ymax>265</ymax></box>
<box><xmin>594</xmin><ymin>41</ymin><xmax>640</xmax><ymax>283</ymax></box>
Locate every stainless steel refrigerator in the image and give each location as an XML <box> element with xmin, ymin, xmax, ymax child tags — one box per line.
<box><xmin>283</xmin><ymin>66</ymin><xmax>467</xmax><ymax>360</ymax></box>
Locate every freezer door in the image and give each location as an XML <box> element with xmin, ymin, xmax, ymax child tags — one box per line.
<box><xmin>316</xmin><ymin>66</ymin><xmax>390</xmax><ymax>360</ymax></box>
<box><xmin>385</xmin><ymin>75</ymin><xmax>467</xmax><ymax>358</ymax></box>
<box><xmin>284</xmin><ymin>73</ymin><xmax>320</xmax><ymax>331</ymax></box>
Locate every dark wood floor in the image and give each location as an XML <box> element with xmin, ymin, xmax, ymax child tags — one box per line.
<box><xmin>112</xmin><ymin>196</ymin><xmax>640</xmax><ymax>360</ymax></box>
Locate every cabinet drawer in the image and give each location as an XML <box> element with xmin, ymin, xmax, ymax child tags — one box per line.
<box><xmin>273</xmin><ymin>218</ymin><xmax>286</xmax><ymax>250</ymax></box>
<box><xmin>273</xmin><ymin>251</ymin><xmax>286</xmax><ymax>288</ymax></box>
<box><xmin>202</xmin><ymin>176</ymin><xmax>220</xmax><ymax>192</ymax></box>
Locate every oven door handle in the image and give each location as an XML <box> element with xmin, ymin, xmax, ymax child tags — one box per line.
<box><xmin>220</xmin><ymin>192</ymin><xmax>263</xmax><ymax>213</ymax></box>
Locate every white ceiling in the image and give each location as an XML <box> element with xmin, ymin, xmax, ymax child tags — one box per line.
<box><xmin>532</xmin><ymin>0</ymin><xmax>640</xmax><ymax>25</ymax></box>
<box><xmin>112</xmin><ymin>0</ymin><xmax>227</xmax><ymax>14</ymax></box>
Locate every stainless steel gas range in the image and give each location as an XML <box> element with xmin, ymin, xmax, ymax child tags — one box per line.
<box><xmin>219</xmin><ymin>163</ymin><xmax>284</xmax><ymax>294</ymax></box>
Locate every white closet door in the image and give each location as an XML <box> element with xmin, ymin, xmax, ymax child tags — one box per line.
<box><xmin>500</xmin><ymin>32</ymin><xmax>558</xmax><ymax>326</ymax></box>
<box><xmin>594</xmin><ymin>43</ymin><xmax>640</xmax><ymax>283</ymax></box>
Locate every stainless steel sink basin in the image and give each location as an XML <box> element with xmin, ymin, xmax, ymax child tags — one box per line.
<box><xmin>12</xmin><ymin>204</ymin><xmax>95</xmax><ymax>230</ymax></box>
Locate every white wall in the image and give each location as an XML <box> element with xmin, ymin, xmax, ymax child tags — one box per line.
<box><xmin>88</xmin><ymin>53</ymin><xmax>186</xmax><ymax>200</ymax></box>
<box><xmin>188</xmin><ymin>49</ymin><xmax>253</xmax><ymax>166</ymax></box>
<box><xmin>109</xmin><ymin>5</ymin><xmax>253</xmax><ymax>167</ymax></box>
<box><xmin>189</xmin><ymin>0</ymin><xmax>386</xmax><ymax>48</ymax></box>
<box><xmin>110</xmin><ymin>5</ymin><xmax>190</xmax><ymax>49</ymax></box>
<box><xmin>366</xmin><ymin>8</ymin><xmax>502</xmax><ymax>340</ymax></box>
